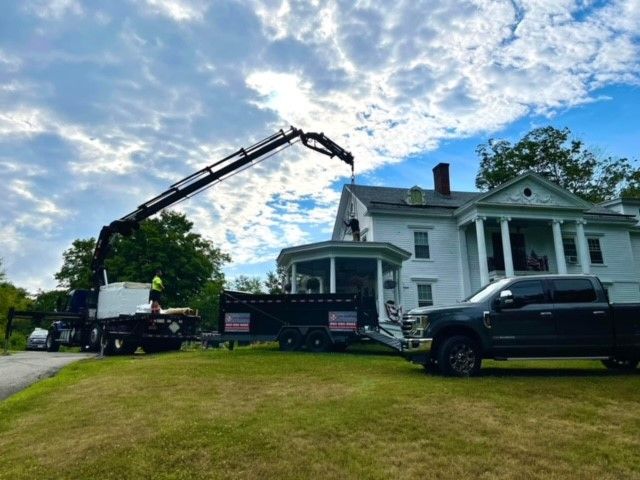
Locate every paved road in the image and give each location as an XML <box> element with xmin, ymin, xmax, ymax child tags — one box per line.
<box><xmin>0</xmin><ymin>351</ymin><xmax>96</xmax><ymax>401</ymax></box>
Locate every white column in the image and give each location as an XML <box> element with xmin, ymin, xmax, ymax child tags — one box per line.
<box><xmin>397</xmin><ymin>266</ymin><xmax>403</xmax><ymax>305</ymax></box>
<box><xmin>376</xmin><ymin>259</ymin><xmax>385</xmax><ymax>319</ymax></box>
<box><xmin>551</xmin><ymin>220</ymin><xmax>567</xmax><ymax>274</ymax></box>
<box><xmin>500</xmin><ymin>217</ymin><xmax>514</xmax><ymax>277</ymax></box>
<box><xmin>576</xmin><ymin>220</ymin><xmax>590</xmax><ymax>274</ymax></box>
<box><xmin>457</xmin><ymin>226</ymin><xmax>471</xmax><ymax>298</ymax></box>
<box><xmin>475</xmin><ymin>216</ymin><xmax>489</xmax><ymax>287</ymax></box>
<box><xmin>329</xmin><ymin>257</ymin><xmax>336</xmax><ymax>293</ymax></box>
<box><xmin>291</xmin><ymin>263</ymin><xmax>297</xmax><ymax>293</ymax></box>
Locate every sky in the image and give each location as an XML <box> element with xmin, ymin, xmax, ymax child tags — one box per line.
<box><xmin>0</xmin><ymin>0</ymin><xmax>639</xmax><ymax>292</ymax></box>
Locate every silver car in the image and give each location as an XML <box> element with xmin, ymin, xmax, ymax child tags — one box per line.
<box><xmin>26</xmin><ymin>328</ymin><xmax>49</xmax><ymax>351</ymax></box>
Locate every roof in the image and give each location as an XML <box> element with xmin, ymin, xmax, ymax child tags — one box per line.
<box><xmin>347</xmin><ymin>184</ymin><xmax>480</xmax><ymax>212</ymax></box>
<box><xmin>346</xmin><ymin>179</ymin><xmax>636</xmax><ymax>223</ymax></box>
<box><xmin>277</xmin><ymin>240</ymin><xmax>412</xmax><ymax>267</ymax></box>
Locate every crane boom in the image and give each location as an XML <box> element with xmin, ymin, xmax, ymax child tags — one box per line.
<box><xmin>91</xmin><ymin>126</ymin><xmax>354</xmax><ymax>288</ymax></box>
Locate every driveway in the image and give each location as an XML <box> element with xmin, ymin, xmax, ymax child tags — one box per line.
<box><xmin>0</xmin><ymin>351</ymin><xmax>96</xmax><ymax>401</ymax></box>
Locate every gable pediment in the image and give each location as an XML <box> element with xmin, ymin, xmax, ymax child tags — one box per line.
<box><xmin>474</xmin><ymin>174</ymin><xmax>592</xmax><ymax>210</ymax></box>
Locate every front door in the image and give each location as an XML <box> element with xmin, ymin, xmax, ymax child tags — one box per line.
<box><xmin>490</xmin><ymin>279</ymin><xmax>557</xmax><ymax>357</ymax></box>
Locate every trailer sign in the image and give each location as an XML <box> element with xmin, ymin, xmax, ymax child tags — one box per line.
<box><xmin>225</xmin><ymin>312</ymin><xmax>250</xmax><ymax>332</ymax></box>
<box><xmin>328</xmin><ymin>311</ymin><xmax>358</xmax><ymax>331</ymax></box>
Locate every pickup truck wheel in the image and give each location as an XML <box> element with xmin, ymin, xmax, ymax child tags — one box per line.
<box><xmin>602</xmin><ymin>357</ymin><xmax>639</xmax><ymax>371</ymax></box>
<box><xmin>45</xmin><ymin>331</ymin><xmax>60</xmax><ymax>352</ymax></box>
<box><xmin>279</xmin><ymin>329</ymin><xmax>302</xmax><ymax>351</ymax></box>
<box><xmin>305</xmin><ymin>330</ymin><xmax>331</xmax><ymax>353</ymax></box>
<box><xmin>437</xmin><ymin>335</ymin><xmax>481</xmax><ymax>377</ymax></box>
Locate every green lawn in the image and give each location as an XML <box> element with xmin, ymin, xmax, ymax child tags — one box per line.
<box><xmin>0</xmin><ymin>345</ymin><xmax>639</xmax><ymax>480</ymax></box>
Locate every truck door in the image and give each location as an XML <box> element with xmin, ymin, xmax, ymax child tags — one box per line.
<box><xmin>551</xmin><ymin>278</ymin><xmax>614</xmax><ymax>356</ymax></box>
<box><xmin>490</xmin><ymin>279</ymin><xmax>557</xmax><ymax>357</ymax></box>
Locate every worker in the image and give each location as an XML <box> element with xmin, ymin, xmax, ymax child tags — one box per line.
<box><xmin>344</xmin><ymin>214</ymin><xmax>360</xmax><ymax>241</ymax></box>
<box><xmin>149</xmin><ymin>269</ymin><xmax>164</xmax><ymax>313</ymax></box>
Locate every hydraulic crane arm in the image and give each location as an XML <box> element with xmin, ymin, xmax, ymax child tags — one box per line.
<box><xmin>91</xmin><ymin>126</ymin><xmax>354</xmax><ymax>288</ymax></box>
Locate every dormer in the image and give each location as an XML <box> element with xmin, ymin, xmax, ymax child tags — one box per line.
<box><xmin>406</xmin><ymin>186</ymin><xmax>426</xmax><ymax>206</ymax></box>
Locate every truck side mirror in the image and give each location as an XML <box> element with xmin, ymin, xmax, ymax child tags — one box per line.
<box><xmin>499</xmin><ymin>289</ymin><xmax>514</xmax><ymax>307</ymax></box>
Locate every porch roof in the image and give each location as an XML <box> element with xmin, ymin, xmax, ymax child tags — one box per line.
<box><xmin>277</xmin><ymin>241</ymin><xmax>412</xmax><ymax>267</ymax></box>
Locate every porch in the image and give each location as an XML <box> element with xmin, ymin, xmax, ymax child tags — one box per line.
<box><xmin>276</xmin><ymin>241</ymin><xmax>412</xmax><ymax>325</ymax></box>
<box><xmin>461</xmin><ymin>216</ymin><xmax>592</xmax><ymax>292</ymax></box>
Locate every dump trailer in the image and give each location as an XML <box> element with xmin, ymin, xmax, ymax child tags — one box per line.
<box><xmin>209</xmin><ymin>290</ymin><xmax>431</xmax><ymax>354</ymax></box>
<box><xmin>6</xmin><ymin>126</ymin><xmax>356</xmax><ymax>355</ymax></box>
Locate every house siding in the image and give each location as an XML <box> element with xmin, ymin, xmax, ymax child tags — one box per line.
<box><xmin>371</xmin><ymin>214</ymin><xmax>464</xmax><ymax>309</ymax></box>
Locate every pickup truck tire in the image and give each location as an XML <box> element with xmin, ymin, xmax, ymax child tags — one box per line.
<box><xmin>279</xmin><ymin>328</ymin><xmax>302</xmax><ymax>351</ymax></box>
<box><xmin>45</xmin><ymin>331</ymin><xmax>60</xmax><ymax>352</ymax></box>
<box><xmin>305</xmin><ymin>329</ymin><xmax>331</xmax><ymax>353</ymax></box>
<box><xmin>437</xmin><ymin>335</ymin><xmax>481</xmax><ymax>377</ymax></box>
<box><xmin>601</xmin><ymin>357</ymin><xmax>639</xmax><ymax>371</ymax></box>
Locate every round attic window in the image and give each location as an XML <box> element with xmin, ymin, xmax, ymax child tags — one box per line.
<box><xmin>523</xmin><ymin>187</ymin><xmax>532</xmax><ymax>198</ymax></box>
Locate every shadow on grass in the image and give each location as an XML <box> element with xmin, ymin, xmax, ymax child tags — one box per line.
<box><xmin>477</xmin><ymin>366</ymin><xmax>638</xmax><ymax>378</ymax></box>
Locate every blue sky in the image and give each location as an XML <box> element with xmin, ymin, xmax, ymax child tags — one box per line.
<box><xmin>0</xmin><ymin>0</ymin><xmax>639</xmax><ymax>292</ymax></box>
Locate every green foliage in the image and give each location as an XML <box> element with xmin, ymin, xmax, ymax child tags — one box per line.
<box><xmin>189</xmin><ymin>279</ymin><xmax>225</xmax><ymax>330</ymax></box>
<box><xmin>54</xmin><ymin>212</ymin><xmax>231</xmax><ymax>308</ymax></box>
<box><xmin>0</xmin><ymin>258</ymin><xmax>5</xmax><ymax>282</ymax></box>
<box><xmin>32</xmin><ymin>290</ymin><xmax>69</xmax><ymax>312</ymax></box>
<box><xmin>54</xmin><ymin>238</ymin><xmax>96</xmax><ymax>290</ymax></box>
<box><xmin>0</xmin><ymin>282</ymin><xmax>32</xmax><ymax>343</ymax></box>
<box><xmin>264</xmin><ymin>267</ymin><xmax>286</xmax><ymax>294</ymax></box>
<box><xmin>475</xmin><ymin>126</ymin><xmax>640</xmax><ymax>203</ymax></box>
<box><xmin>229</xmin><ymin>275</ymin><xmax>264</xmax><ymax>293</ymax></box>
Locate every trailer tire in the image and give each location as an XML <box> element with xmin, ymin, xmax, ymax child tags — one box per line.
<box><xmin>279</xmin><ymin>329</ymin><xmax>302</xmax><ymax>351</ymax></box>
<box><xmin>87</xmin><ymin>324</ymin><xmax>102</xmax><ymax>352</ymax></box>
<box><xmin>437</xmin><ymin>335</ymin><xmax>481</xmax><ymax>377</ymax></box>
<box><xmin>305</xmin><ymin>329</ymin><xmax>331</xmax><ymax>353</ymax></box>
<box><xmin>112</xmin><ymin>337</ymin><xmax>137</xmax><ymax>355</ymax></box>
<box><xmin>101</xmin><ymin>334</ymin><xmax>115</xmax><ymax>356</ymax></box>
<box><xmin>45</xmin><ymin>331</ymin><xmax>60</xmax><ymax>352</ymax></box>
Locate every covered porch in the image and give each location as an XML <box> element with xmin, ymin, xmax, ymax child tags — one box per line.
<box><xmin>276</xmin><ymin>241</ymin><xmax>412</xmax><ymax>324</ymax></box>
<box><xmin>460</xmin><ymin>215</ymin><xmax>592</xmax><ymax>293</ymax></box>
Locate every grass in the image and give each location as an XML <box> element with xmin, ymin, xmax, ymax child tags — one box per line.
<box><xmin>0</xmin><ymin>344</ymin><xmax>639</xmax><ymax>480</ymax></box>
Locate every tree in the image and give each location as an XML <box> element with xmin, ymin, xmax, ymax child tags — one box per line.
<box><xmin>475</xmin><ymin>126</ymin><xmax>640</xmax><ymax>203</ymax></box>
<box><xmin>0</xmin><ymin>257</ymin><xmax>5</xmax><ymax>282</ymax></box>
<box><xmin>229</xmin><ymin>275</ymin><xmax>264</xmax><ymax>293</ymax></box>
<box><xmin>32</xmin><ymin>289</ymin><xmax>69</xmax><ymax>312</ymax></box>
<box><xmin>264</xmin><ymin>266</ymin><xmax>287</xmax><ymax>294</ymax></box>
<box><xmin>0</xmin><ymin>280</ymin><xmax>32</xmax><ymax>349</ymax></box>
<box><xmin>54</xmin><ymin>211</ymin><xmax>231</xmax><ymax>307</ymax></box>
<box><xmin>55</xmin><ymin>238</ymin><xmax>95</xmax><ymax>290</ymax></box>
<box><xmin>189</xmin><ymin>279</ymin><xmax>225</xmax><ymax>330</ymax></box>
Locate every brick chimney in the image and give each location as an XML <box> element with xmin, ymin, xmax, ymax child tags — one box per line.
<box><xmin>433</xmin><ymin>162</ymin><xmax>451</xmax><ymax>196</ymax></box>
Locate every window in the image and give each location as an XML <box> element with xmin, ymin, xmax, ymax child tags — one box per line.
<box><xmin>552</xmin><ymin>279</ymin><xmax>597</xmax><ymax>303</ymax></box>
<box><xmin>414</xmin><ymin>231</ymin><xmax>430</xmax><ymax>259</ymax></box>
<box><xmin>562</xmin><ymin>237</ymin><xmax>578</xmax><ymax>263</ymax></box>
<box><xmin>587</xmin><ymin>238</ymin><xmax>604</xmax><ymax>264</ymax></box>
<box><xmin>508</xmin><ymin>280</ymin><xmax>546</xmax><ymax>305</ymax></box>
<box><xmin>417</xmin><ymin>284</ymin><xmax>433</xmax><ymax>307</ymax></box>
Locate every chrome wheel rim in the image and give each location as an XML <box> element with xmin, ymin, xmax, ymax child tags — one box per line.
<box><xmin>449</xmin><ymin>343</ymin><xmax>476</xmax><ymax>375</ymax></box>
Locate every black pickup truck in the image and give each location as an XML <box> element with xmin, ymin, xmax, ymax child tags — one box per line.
<box><xmin>402</xmin><ymin>275</ymin><xmax>640</xmax><ymax>376</ymax></box>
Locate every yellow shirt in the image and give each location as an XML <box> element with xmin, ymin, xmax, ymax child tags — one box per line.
<box><xmin>151</xmin><ymin>275</ymin><xmax>164</xmax><ymax>292</ymax></box>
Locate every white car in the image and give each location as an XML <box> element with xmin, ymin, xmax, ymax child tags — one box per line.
<box><xmin>26</xmin><ymin>328</ymin><xmax>49</xmax><ymax>351</ymax></box>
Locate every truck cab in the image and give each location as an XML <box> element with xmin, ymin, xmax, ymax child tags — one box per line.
<box><xmin>402</xmin><ymin>274</ymin><xmax>640</xmax><ymax>376</ymax></box>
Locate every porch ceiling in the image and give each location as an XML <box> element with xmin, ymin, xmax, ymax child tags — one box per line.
<box><xmin>277</xmin><ymin>240</ymin><xmax>411</xmax><ymax>267</ymax></box>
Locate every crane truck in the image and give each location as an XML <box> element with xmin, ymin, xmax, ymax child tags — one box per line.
<box><xmin>6</xmin><ymin>127</ymin><xmax>356</xmax><ymax>355</ymax></box>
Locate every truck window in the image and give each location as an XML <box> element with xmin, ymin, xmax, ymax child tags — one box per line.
<box><xmin>507</xmin><ymin>280</ymin><xmax>545</xmax><ymax>306</ymax></box>
<box><xmin>552</xmin><ymin>279</ymin><xmax>597</xmax><ymax>303</ymax></box>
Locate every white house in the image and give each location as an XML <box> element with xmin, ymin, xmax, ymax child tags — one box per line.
<box><xmin>278</xmin><ymin>163</ymin><xmax>640</xmax><ymax>316</ymax></box>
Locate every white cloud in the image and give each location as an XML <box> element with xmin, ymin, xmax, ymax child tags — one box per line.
<box><xmin>140</xmin><ymin>0</ymin><xmax>210</xmax><ymax>22</ymax></box>
<box><xmin>0</xmin><ymin>0</ymin><xmax>639</xmax><ymax>290</ymax></box>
